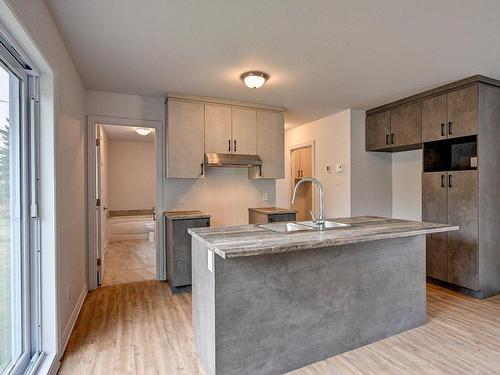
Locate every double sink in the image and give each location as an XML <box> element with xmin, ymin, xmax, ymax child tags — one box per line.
<box><xmin>259</xmin><ymin>220</ymin><xmax>350</xmax><ymax>233</ymax></box>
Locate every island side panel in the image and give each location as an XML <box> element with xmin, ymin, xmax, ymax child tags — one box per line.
<box><xmin>191</xmin><ymin>237</ymin><xmax>216</xmax><ymax>375</ymax></box>
<box><xmin>213</xmin><ymin>236</ymin><xmax>426</xmax><ymax>375</ymax></box>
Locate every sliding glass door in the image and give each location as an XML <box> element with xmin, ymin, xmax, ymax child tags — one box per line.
<box><xmin>0</xmin><ymin>36</ymin><xmax>38</xmax><ymax>374</ymax></box>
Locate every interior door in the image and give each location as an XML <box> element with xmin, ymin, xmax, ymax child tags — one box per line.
<box><xmin>231</xmin><ymin>107</ymin><xmax>257</xmax><ymax>155</ymax></box>
<box><xmin>422</xmin><ymin>172</ymin><xmax>448</xmax><ymax>281</ymax></box>
<box><xmin>299</xmin><ymin>147</ymin><xmax>312</xmax><ymax>178</ymax></box>
<box><xmin>446</xmin><ymin>85</ymin><xmax>478</xmax><ymax>139</ymax></box>
<box><xmin>422</xmin><ymin>94</ymin><xmax>447</xmax><ymax>142</ymax></box>
<box><xmin>204</xmin><ymin>103</ymin><xmax>232</xmax><ymax>154</ymax></box>
<box><xmin>447</xmin><ymin>170</ymin><xmax>478</xmax><ymax>290</ymax></box>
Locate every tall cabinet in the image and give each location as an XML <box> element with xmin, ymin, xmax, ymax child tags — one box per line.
<box><xmin>366</xmin><ymin>75</ymin><xmax>500</xmax><ymax>299</ymax></box>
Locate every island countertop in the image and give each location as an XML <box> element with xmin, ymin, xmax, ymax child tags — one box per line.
<box><xmin>188</xmin><ymin>216</ymin><xmax>458</xmax><ymax>259</ymax></box>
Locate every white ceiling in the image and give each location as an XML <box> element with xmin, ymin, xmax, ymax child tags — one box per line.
<box><xmin>101</xmin><ymin>124</ymin><xmax>155</xmax><ymax>143</ymax></box>
<box><xmin>47</xmin><ymin>0</ymin><xmax>500</xmax><ymax>128</ymax></box>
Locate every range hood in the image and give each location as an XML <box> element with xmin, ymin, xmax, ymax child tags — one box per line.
<box><xmin>204</xmin><ymin>153</ymin><xmax>262</xmax><ymax>168</ymax></box>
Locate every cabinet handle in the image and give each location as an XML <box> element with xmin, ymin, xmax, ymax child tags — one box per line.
<box><xmin>386</xmin><ymin>134</ymin><xmax>389</xmax><ymax>145</ymax></box>
<box><xmin>228</xmin><ymin>139</ymin><xmax>231</xmax><ymax>152</ymax></box>
<box><xmin>441</xmin><ymin>174</ymin><xmax>445</xmax><ymax>188</ymax></box>
<box><xmin>448</xmin><ymin>122</ymin><xmax>452</xmax><ymax>135</ymax></box>
<box><xmin>441</xmin><ymin>123</ymin><xmax>445</xmax><ymax>136</ymax></box>
<box><xmin>300</xmin><ymin>170</ymin><xmax>303</xmax><ymax>178</ymax></box>
<box><xmin>448</xmin><ymin>174</ymin><xmax>452</xmax><ymax>188</ymax></box>
<box><xmin>201</xmin><ymin>163</ymin><xmax>204</xmax><ymax>176</ymax></box>
<box><xmin>391</xmin><ymin>133</ymin><xmax>395</xmax><ymax>145</ymax></box>
<box><xmin>258</xmin><ymin>165</ymin><xmax>262</xmax><ymax>177</ymax></box>
<box><xmin>234</xmin><ymin>140</ymin><xmax>237</xmax><ymax>152</ymax></box>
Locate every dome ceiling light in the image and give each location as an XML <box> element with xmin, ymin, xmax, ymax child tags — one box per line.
<box><xmin>240</xmin><ymin>71</ymin><xmax>270</xmax><ymax>89</ymax></box>
<box><xmin>135</xmin><ymin>127</ymin><xmax>153</xmax><ymax>136</ymax></box>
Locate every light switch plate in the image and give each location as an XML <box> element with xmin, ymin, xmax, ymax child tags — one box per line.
<box><xmin>207</xmin><ymin>250</ymin><xmax>213</xmax><ymax>272</ymax></box>
<box><xmin>263</xmin><ymin>192</ymin><xmax>269</xmax><ymax>201</ymax></box>
<box><xmin>178</xmin><ymin>196</ymin><xmax>186</xmax><ymax>204</ymax></box>
<box><xmin>471</xmin><ymin>157</ymin><xmax>478</xmax><ymax>168</ymax></box>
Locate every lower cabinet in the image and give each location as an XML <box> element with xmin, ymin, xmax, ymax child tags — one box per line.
<box><xmin>166</xmin><ymin>216</ymin><xmax>210</xmax><ymax>291</ymax></box>
<box><xmin>423</xmin><ymin>170</ymin><xmax>478</xmax><ymax>290</ymax></box>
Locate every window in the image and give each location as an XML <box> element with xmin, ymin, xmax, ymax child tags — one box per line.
<box><xmin>0</xmin><ymin>34</ymin><xmax>41</xmax><ymax>375</ymax></box>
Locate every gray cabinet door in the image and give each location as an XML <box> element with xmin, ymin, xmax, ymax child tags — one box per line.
<box><xmin>167</xmin><ymin>99</ymin><xmax>205</xmax><ymax>178</ymax></box>
<box><xmin>422</xmin><ymin>94</ymin><xmax>447</xmax><ymax>142</ymax></box>
<box><xmin>205</xmin><ymin>103</ymin><xmax>232</xmax><ymax>154</ymax></box>
<box><xmin>232</xmin><ymin>107</ymin><xmax>257</xmax><ymax>155</ymax></box>
<box><xmin>390</xmin><ymin>101</ymin><xmax>422</xmax><ymax>148</ymax></box>
<box><xmin>446</xmin><ymin>85</ymin><xmax>478</xmax><ymax>139</ymax></box>
<box><xmin>365</xmin><ymin>111</ymin><xmax>390</xmax><ymax>151</ymax></box>
<box><xmin>447</xmin><ymin>170</ymin><xmax>478</xmax><ymax>290</ymax></box>
<box><xmin>422</xmin><ymin>172</ymin><xmax>448</xmax><ymax>281</ymax></box>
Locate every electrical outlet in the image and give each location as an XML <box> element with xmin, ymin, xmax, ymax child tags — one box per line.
<box><xmin>326</xmin><ymin>165</ymin><xmax>332</xmax><ymax>173</ymax></box>
<box><xmin>178</xmin><ymin>196</ymin><xmax>186</xmax><ymax>204</ymax></box>
<box><xmin>66</xmin><ymin>285</ymin><xmax>71</xmax><ymax>302</ymax></box>
<box><xmin>262</xmin><ymin>192</ymin><xmax>269</xmax><ymax>201</ymax></box>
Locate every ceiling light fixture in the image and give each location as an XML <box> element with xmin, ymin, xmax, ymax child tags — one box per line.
<box><xmin>135</xmin><ymin>127</ymin><xmax>152</xmax><ymax>136</ymax></box>
<box><xmin>240</xmin><ymin>71</ymin><xmax>270</xmax><ymax>89</ymax></box>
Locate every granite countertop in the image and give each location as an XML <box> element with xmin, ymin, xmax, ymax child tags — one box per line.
<box><xmin>188</xmin><ymin>216</ymin><xmax>458</xmax><ymax>259</ymax></box>
<box><xmin>248</xmin><ymin>207</ymin><xmax>297</xmax><ymax>214</ymax></box>
<box><xmin>163</xmin><ymin>210</ymin><xmax>211</xmax><ymax>220</ymax></box>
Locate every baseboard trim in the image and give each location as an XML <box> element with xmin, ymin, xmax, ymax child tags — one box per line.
<box><xmin>59</xmin><ymin>284</ymin><xmax>87</xmax><ymax>357</ymax></box>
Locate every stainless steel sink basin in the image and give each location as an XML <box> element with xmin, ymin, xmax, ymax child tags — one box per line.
<box><xmin>259</xmin><ymin>222</ymin><xmax>314</xmax><ymax>233</ymax></box>
<box><xmin>300</xmin><ymin>221</ymin><xmax>351</xmax><ymax>229</ymax></box>
<box><xmin>259</xmin><ymin>221</ymin><xmax>350</xmax><ymax>233</ymax></box>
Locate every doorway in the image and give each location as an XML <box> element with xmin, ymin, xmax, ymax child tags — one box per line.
<box><xmin>291</xmin><ymin>145</ymin><xmax>313</xmax><ymax>221</ymax></box>
<box><xmin>86</xmin><ymin>116</ymin><xmax>164</xmax><ymax>291</ymax></box>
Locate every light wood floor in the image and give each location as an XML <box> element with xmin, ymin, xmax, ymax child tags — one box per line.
<box><xmin>102</xmin><ymin>240</ymin><xmax>156</xmax><ymax>286</ymax></box>
<box><xmin>58</xmin><ymin>282</ymin><xmax>500</xmax><ymax>375</ymax></box>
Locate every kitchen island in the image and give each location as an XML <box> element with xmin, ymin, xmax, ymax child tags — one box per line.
<box><xmin>188</xmin><ymin>216</ymin><xmax>457</xmax><ymax>375</ymax></box>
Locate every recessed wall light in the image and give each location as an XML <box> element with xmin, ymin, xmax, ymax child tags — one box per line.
<box><xmin>135</xmin><ymin>127</ymin><xmax>152</xmax><ymax>136</ymax></box>
<box><xmin>240</xmin><ymin>71</ymin><xmax>270</xmax><ymax>89</ymax></box>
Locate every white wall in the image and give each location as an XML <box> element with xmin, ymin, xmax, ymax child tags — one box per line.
<box><xmin>350</xmin><ymin>110</ymin><xmax>392</xmax><ymax>217</ymax></box>
<box><xmin>392</xmin><ymin>150</ymin><xmax>422</xmax><ymax>220</ymax></box>
<box><xmin>86</xmin><ymin>90</ymin><xmax>276</xmax><ymax>227</ymax></box>
<box><xmin>108</xmin><ymin>140</ymin><xmax>155</xmax><ymax>210</ymax></box>
<box><xmin>2</xmin><ymin>0</ymin><xmax>86</xmax><ymax>370</ymax></box>
<box><xmin>277</xmin><ymin>109</ymin><xmax>393</xmax><ymax>219</ymax></box>
<box><xmin>277</xmin><ymin>110</ymin><xmax>352</xmax><ymax>217</ymax></box>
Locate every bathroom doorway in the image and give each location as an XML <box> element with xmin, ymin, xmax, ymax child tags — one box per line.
<box><xmin>86</xmin><ymin>116</ymin><xmax>164</xmax><ymax>290</ymax></box>
<box><xmin>290</xmin><ymin>145</ymin><xmax>313</xmax><ymax>221</ymax></box>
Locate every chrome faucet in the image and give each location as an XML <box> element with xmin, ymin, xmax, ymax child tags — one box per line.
<box><xmin>291</xmin><ymin>177</ymin><xmax>325</xmax><ymax>227</ymax></box>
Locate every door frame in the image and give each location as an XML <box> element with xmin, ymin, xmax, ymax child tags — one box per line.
<box><xmin>288</xmin><ymin>141</ymin><xmax>316</xmax><ymax>217</ymax></box>
<box><xmin>85</xmin><ymin>115</ymin><xmax>165</xmax><ymax>291</ymax></box>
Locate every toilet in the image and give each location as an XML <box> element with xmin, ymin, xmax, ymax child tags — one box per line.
<box><xmin>145</xmin><ymin>222</ymin><xmax>155</xmax><ymax>242</ymax></box>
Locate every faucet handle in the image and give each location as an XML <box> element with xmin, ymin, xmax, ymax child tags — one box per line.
<box><xmin>309</xmin><ymin>210</ymin><xmax>317</xmax><ymax>223</ymax></box>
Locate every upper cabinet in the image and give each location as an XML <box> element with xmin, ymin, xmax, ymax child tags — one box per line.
<box><xmin>205</xmin><ymin>104</ymin><xmax>232</xmax><ymax>154</ymax></box>
<box><xmin>423</xmin><ymin>85</ymin><xmax>478</xmax><ymax>142</ymax></box>
<box><xmin>249</xmin><ymin>111</ymin><xmax>284</xmax><ymax>179</ymax></box>
<box><xmin>166</xmin><ymin>93</ymin><xmax>285</xmax><ymax>179</ymax></box>
<box><xmin>366</xmin><ymin>77</ymin><xmax>485</xmax><ymax>152</ymax></box>
<box><xmin>231</xmin><ymin>107</ymin><xmax>257</xmax><ymax>155</ymax></box>
<box><xmin>166</xmin><ymin>99</ymin><xmax>205</xmax><ymax>178</ymax></box>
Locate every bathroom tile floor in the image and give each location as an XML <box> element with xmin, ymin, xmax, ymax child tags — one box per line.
<box><xmin>102</xmin><ymin>240</ymin><xmax>156</xmax><ymax>286</ymax></box>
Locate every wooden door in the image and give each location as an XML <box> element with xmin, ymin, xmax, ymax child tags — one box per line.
<box><xmin>232</xmin><ymin>107</ymin><xmax>257</xmax><ymax>154</ymax></box>
<box><xmin>422</xmin><ymin>94</ymin><xmax>447</xmax><ymax>142</ymax></box>
<box><xmin>365</xmin><ymin>111</ymin><xmax>390</xmax><ymax>151</ymax></box>
<box><xmin>422</xmin><ymin>172</ymin><xmax>448</xmax><ymax>281</ymax></box>
<box><xmin>167</xmin><ymin>99</ymin><xmax>205</xmax><ymax>178</ymax></box>
<box><xmin>299</xmin><ymin>147</ymin><xmax>312</xmax><ymax>178</ymax></box>
<box><xmin>255</xmin><ymin>111</ymin><xmax>284</xmax><ymax>178</ymax></box>
<box><xmin>291</xmin><ymin>148</ymin><xmax>302</xmax><ymax>179</ymax></box>
<box><xmin>389</xmin><ymin>101</ymin><xmax>422</xmax><ymax>148</ymax></box>
<box><xmin>204</xmin><ymin>104</ymin><xmax>232</xmax><ymax>154</ymax></box>
<box><xmin>446</xmin><ymin>85</ymin><xmax>478</xmax><ymax>139</ymax></box>
<box><xmin>447</xmin><ymin>170</ymin><xmax>478</xmax><ymax>290</ymax></box>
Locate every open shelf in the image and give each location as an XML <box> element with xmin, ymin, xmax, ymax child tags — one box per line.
<box><xmin>424</xmin><ymin>135</ymin><xmax>477</xmax><ymax>172</ymax></box>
